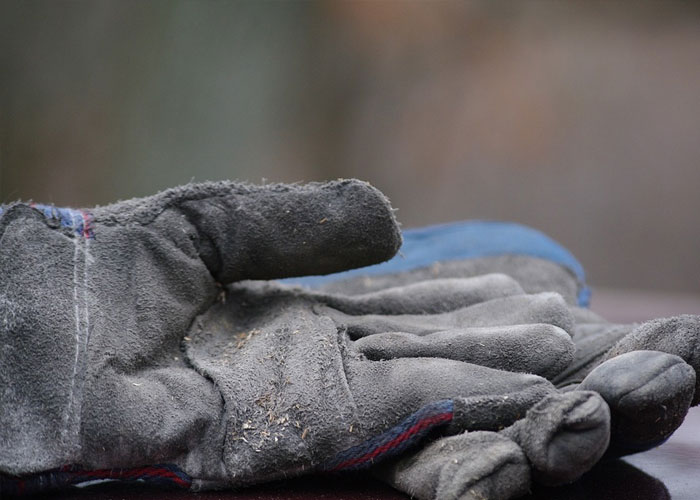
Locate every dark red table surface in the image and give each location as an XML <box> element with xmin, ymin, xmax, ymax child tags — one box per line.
<box><xmin>43</xmin><ymin>288</ymin><xmax>700</xmax><ymax>500</ymax></box>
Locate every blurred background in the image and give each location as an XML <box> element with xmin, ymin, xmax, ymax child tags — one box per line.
<box><xmin>2</xmin><ymin>0</ymin><xmax>700</xmax><ymax>304</ymax></box>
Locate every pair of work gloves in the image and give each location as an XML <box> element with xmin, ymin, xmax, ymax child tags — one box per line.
<box><xmin>1</xmin><ymin>180</ymin><xmax>698</xmax><ymax>499</ymax></box>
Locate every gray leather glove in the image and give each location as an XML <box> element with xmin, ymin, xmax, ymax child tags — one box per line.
<box><xmin>0</xmin><ymin>182</ymin><xmax>612</xmax><ymax>498</ymax></box>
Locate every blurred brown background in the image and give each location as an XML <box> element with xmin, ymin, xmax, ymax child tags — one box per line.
<box><xmin>2</xmin><ymin>1</ymin><xmax>700</xmax><ymax>297</ymax></box>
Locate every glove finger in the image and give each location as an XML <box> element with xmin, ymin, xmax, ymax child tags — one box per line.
<box><xmin>502</xmin><ymin>390</ymin><xmax>610</xmax><ymax>486</ymax></box>
<box><xmin>578</xmin><ymin>350</ymin><xmax>695</xmax><ymax>456</ymax></box>
<box><xmin>348</xmin><ymin>357</ymin><xmax>556</xmax><ymax>438</ymax></box>
<box><xmin>374</xmin><ymin>431</ymin><xmax>531</xmax><ymax>500</ymax></box>
<box><xmin>354</xmin><ymin>324</ymin><xmax>573</xmax><ymax>380</ymax></box>
<box><xmin>112</xmin><ymin>180</ymin><xmax>401</xmax><ymax>283</ymax></box>
<box><xmin>319</xmin><ymin>254</ymin><xmax>583</xmax><ymax>307</ymax></box>
<box><xmin>329</xmin><ymin>292</ymin><xmax>574</xmax><ymax>338</ymax></box>
<box><xmin>603</xmin><ymin>315</ymin><xmax>700</xmax><ymax>404</ymax></box>
<box><xmin>309</xmin><ymin>274</ymin><xmax>524</xmax><ymax>315</ymax></box>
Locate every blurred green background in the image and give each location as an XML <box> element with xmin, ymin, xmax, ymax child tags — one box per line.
<box><xmin>2</xmin><ymin>1</ymin><xmax>700</xmax><ymax>295</ymax></box>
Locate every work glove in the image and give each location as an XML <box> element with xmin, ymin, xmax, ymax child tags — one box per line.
<box><xmin>0</xmin><ymin>182</ymin><xmax>612</xmax><ymax>498</ymax></box>
<box><xmin>0</xmin><ymin>180</ymin><xmax>398</xmax><ymax>490</ymax></box>
<box><xmin>311</xmin><ymin>225</ymin><xmax>699</xmax><ymax>499</ymax></box>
